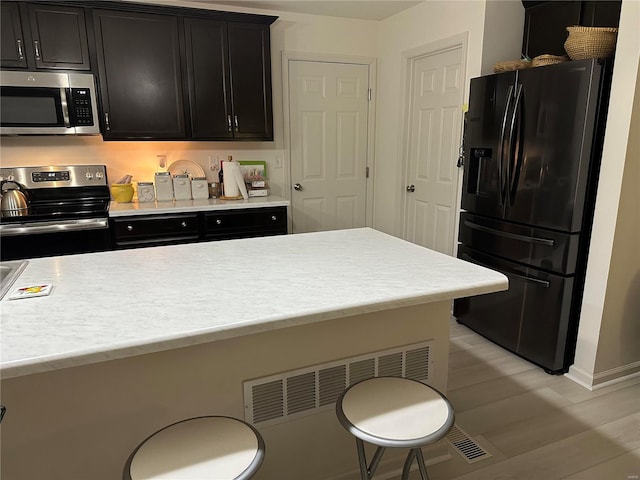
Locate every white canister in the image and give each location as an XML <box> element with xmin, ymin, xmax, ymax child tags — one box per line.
<box><xmin>154</xmin><ymin>172</ymin><xmax>174</xmax><ymax>201</ymax></box>
<box><xmin>137</xmin><ymin>182</ymin><xmax>155</xmax><ymax>203</ymax></box>
<box><xmin>191</xmin><ymin>177</ymin><xmax>209</xmax><ymax>200</ymax></box>
<box><xmin>173</xmin><ymin>174</ymin><xmax>191</xmax><ymax>201</ymax></box>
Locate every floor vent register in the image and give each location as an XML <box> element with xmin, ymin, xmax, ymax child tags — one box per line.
<box><xmin>445</xmin><ymin>424</ymin><xmax>492</xmax><ymax>464</ymax></box>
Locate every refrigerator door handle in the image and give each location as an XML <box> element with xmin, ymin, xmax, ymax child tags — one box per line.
<box><xmin>498</xmin><ymin>85</ymin><xmax>514</xmax><ymax>206</ymax></box>
<box><xmin>461</xmin><ymin>253</ymin><xmax>551</xmax><ymax>288</ymax></box>
<box><xmin>463</xmin><ymin>220</ymin><xmax>555</xmax><ymax>246</ymax></box>
<box><xmin>508</xmin><ymin>84</ymin><xmax>524</xmax><ymax>205</ymax></box>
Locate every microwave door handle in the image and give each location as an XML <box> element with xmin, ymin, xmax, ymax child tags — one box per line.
<box><xmin>60</xmin><ymin>88</ymin><xmax>71</xmax><ymax>128</ymax></box>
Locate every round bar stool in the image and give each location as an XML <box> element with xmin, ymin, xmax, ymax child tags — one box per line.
<box><xmin>123</xmin><ymin>416</ymin><xmax>265</xmax><ymax>480</ymax></box>
<box><xmin>336</xmin><ymin>377</ymin><xmax>455</xmax><ymax>480</ymax></box>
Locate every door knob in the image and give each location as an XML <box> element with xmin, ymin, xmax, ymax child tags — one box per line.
<box><xmin>406</xmin><ymin>185</ymin><xmax>415</xmax><ymax>192</ymax></box>
<box><xmin>293</xmin><ymin>183</ymin><xmax>303</xmax><ymax>191</ymax></box>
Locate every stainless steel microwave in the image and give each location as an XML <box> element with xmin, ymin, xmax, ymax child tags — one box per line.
<box><xmin>0</xmin><ymin>71</ymin><xmax>100</xmax><ymax>135</ymax></box>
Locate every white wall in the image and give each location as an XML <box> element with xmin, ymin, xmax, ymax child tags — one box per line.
<box><xmin>373</xmin><ymin>0</ymin><xmax>524</xmax><ymax>235</ymax></box>
<box><xmin>373</xmin><ymin>1</ymin><xmax>487</xmax><ymax>235</ymax></box>
<box><xmin>482</xmin><ymin>0</ymin><xmax>526</xmax><ymax>75</ymax></box>
<box><xmin>568</xmin><ymin>0</ymin><xmax>640</xmax><ymax>388</ymax></box>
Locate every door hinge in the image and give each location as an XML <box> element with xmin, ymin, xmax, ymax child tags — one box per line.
<box><xmin>368</xmin><ymin>88</ymin><xmax>372</xmax><ymax>101</ymax></box>
<box><xmin>366</xmin><ymin>166</ymin><xmax>370</xmax><ymax>178</ymax></box>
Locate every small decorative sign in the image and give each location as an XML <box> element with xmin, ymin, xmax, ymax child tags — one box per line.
<box><xmin>8</xmin><ymin>284</ymin><xmax>53</xmax><ymax>300</ymax></box>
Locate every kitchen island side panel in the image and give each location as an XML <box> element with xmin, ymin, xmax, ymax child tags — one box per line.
<box><xmin>0</xmin><ymin>302</ymin><xmax>451</xmax><ymax>480</ymax></box>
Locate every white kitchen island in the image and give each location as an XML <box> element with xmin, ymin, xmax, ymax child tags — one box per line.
<box><xmin>0</xmin><ymin>228</ymin><xmax>506</xmax><ymax>480</ymax></box>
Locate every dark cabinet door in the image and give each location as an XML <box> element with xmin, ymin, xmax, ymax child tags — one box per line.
<box><xmin>27</xmin><ymin>4</ymin><xmax>90</xmax><ymax>70</ymax></box>
<box><xmin>93</xmin><ymin>9</ymin><xmax>187</xmax><ymax>140</ymax></box>
<box><xmin>581</xmin><ymin>1</ymin><xmax>621</xmax><ymax>27</ymax></box>
<box><xmin>184</xmin><ymin>18</ymin><xmax>233</xmax><ymax>140</ymax></box>
<box><xmin>228</xmin><ymin>22</ymin><xmax>273</xmax><ymax>140</ymax></box>
<box><xmin>1</xmin><ymin>2</ymin><xmax>90</xmax><ymax>71</ymax></box>
<box><xmin>522</xmin><ymin>1</ymin><xmax>582</xmax><ymax>58</ymax></box>
<box><xmin>1</xmin><ymin>2</ymin><xmax>28</xmax><ymax>68</ymax></box>
<box><xmin>185</xmin><ymin>19</ymin><xmax>273</xmax><ymax>141</ymax></box>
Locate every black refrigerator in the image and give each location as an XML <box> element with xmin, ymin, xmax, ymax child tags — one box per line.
<box><xmin>453</xmin><ymin>58</ymin><xmax>612</xmax><ymax>374</ymax></box>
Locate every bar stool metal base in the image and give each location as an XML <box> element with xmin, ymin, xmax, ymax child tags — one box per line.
<box><xmin>336</xmin><ymin>377</ymin><xmax>455</xmax><ymax>480</ymax></box>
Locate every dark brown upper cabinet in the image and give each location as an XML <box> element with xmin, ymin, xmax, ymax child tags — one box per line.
<box><xmin>522</xmin><ymin>0</ymin><xmax>622</xmax><ymax>59</ymax></box>
<box><xmin>92</xmin><ymin>9</ymin><xmax>187</xmax><ymax>140</ymax></box>
<box><xmin>1</xmin><ymin>2</ymin><xmax>90</xmax><ymax>71</ymax></box>
<box><xmin>184</xmin><ymin>18</ymin><xmax>232</xmax><ymax>140</ymax></box>
<box><xmin>92</xmin><ymin>3</ymin><xmax>275</xmax><ymax>141</ymax></box>
<box><xmin>184</xmin><ymin>19</ymin><xmax>273</xmax><ymax>141</ymax></box>
<box><xmin>227</xmin><ymin>22</ymin><xmax>273</xmax><ymax>140</ymax></box>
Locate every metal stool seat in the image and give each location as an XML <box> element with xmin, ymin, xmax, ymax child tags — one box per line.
<box><xmin>336</xmin><ymin>377</ymin><xmax>454</xmax><ymax>480</ymax></box>
<box><xmin>124</xmin><ymin>416</ymin><xmax>265</xmax><ymax>480</ymax></box>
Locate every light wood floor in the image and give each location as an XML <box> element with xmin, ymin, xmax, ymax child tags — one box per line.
<box><xmin>400</xmin><ymin>319</ymin><xmax>640</xmax><ymax>479</ymax></box>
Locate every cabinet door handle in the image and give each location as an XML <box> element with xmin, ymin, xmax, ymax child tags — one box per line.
<box><xmin>16</xmin><ymin>39</ymin><xmax>24</xmax><ymax>60</ymax></box>
<box><xmin>126</xmin><ymin>225</ymin><xmax>133</xmax><ymax>231</ymax></box>
<box><xmin>34</xmin><ymin>40</ymin><xmax>41</xmax><ymax>60</ymax></box>
<box><xmin>271</xmin><ymin>215</ymin><xmax>277</xmax><ymax>221</ymax></box>
<box><xmin>181</xmin><ymin>221</ymin><xmax>187</xmax><ymax>228</ymax></box>
<box><xmin>216</xmin><ymin>219</ymin><xmax>222</xmax><ymax>225</ymax></box>
<box><xmin>105</xmin><ymin>112</ymin><xmax>111</xmax><ymax>131</ymax></box>
<box><xmin>227</xmin><ymin>115</ymin><xmax>232</xmax><ymax>132</ymax></box>
<box><xmin>234</xmin><ymin>115</ymin><xmax>239</xmax><ymax>132</ymax></box>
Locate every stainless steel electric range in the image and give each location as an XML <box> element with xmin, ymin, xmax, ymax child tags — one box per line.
<box><xmin>0</xmin><ymin>165</ymin><xmax>111</xmax><ymax>261</ymax></box>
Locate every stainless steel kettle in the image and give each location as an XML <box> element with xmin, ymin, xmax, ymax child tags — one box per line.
<box><xmin>0</xmin><ymin>180</ymin><xmax>29</xmax><ymax>217</ymax></box>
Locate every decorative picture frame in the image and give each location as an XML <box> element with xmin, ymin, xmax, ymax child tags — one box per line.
<box><xmin>238</xmin><ymin>161</ymin><xmax>268</xmax><ymax>180</ymax></box>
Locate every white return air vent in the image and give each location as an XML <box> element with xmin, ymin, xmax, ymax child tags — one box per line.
<box><xmin>243</xmin><ymin>341</ymin><xmax>433</xmax><ymax>427</ymax></box>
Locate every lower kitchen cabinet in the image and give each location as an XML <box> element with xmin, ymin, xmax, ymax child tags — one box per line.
<box><xmin>203</xmin><ymin>207</ymin><xmax>287</xmax><ymax>240</ymax></box>
<box><xmin>111</xmin><ymin>213</ymin><xmax>199</xmax><ymax>249</ymax></box>
<box><xmin>110</xmin><ymin>206</ymin><xmax>288</xmax><ymax>249</ymax></box>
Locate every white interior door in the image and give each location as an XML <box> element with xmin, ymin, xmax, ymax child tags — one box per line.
<box><xmin>403</xmin><ymin>47</ymin><xmax>464</xmax><ymax>255</ymax></box>
<box><xmin>288</xmin><ymin>60</ymin><xmax>369</xmax><ymax>233</ymax></box>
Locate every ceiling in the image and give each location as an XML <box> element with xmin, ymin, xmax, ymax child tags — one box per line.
<box><xmin>187</xmin><ymin>1</ymin><xmax>423</xmax><ymax>21</ymax></box>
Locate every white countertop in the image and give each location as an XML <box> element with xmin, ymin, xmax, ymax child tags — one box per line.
<box><xmin>109</xmin><ymin>195</ymin><xmax>289</xmax><ymax>217</ymax></box>
<box><xmin>0</xmin><ymin>228</ymin><xmax>507</xmax><ymax>379</ymax></box>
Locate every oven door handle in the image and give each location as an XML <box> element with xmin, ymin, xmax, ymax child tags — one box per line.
<box><xmin>0</xmin><ymin>218</ymin><xmax>108</xmax><ymax>236</ymax></box>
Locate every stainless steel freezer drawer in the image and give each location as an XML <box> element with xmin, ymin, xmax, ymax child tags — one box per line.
<box><xmin>454</xmin><ymin>245</ymin><xmax>577</xmax><ymax>373</ymax></box>
<box><xmin>458</xmin><ymin>212</ymin><xmax>581</xmax><ymax>275</ymax></box>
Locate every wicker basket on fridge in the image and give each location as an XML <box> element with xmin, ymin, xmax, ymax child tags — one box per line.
<box><xmin>531</xmin><ymin>54</ymin><xmax>570</xmax><ymax>67</ymax></box>
<box><xmin>493</xmin><ymin>59</ymin><xmax>531</xmax><ymax>73</ymax></box>
<box><xmin>564</xmin><ymin>26</ymin><xmax>618</xmax><ymax>60</ymax></box>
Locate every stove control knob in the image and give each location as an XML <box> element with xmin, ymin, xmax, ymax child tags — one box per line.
<box><xmin>85</xmin><ymin>172</ymin><xmax>94</xmax><ymax>180</ymax></box>
<box><xmin>95</xmin><ymin>171</ymin><xmax>104</xmax><ymax>180</ymax></box>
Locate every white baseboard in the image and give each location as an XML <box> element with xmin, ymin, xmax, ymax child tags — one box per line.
<box><xmin>566</xmin><ymin>360</ymin><xmax>640</xmax><ymax>390</ymax></box>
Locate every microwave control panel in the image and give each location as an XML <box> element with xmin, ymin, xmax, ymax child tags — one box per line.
<box><xmin>69</xmin><ymin>89</ymin><xmax>94</xmax><ymax>126</ymax></box>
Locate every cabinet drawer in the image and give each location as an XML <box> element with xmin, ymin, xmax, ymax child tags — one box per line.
<box><xmin>204</xmin><ymin>206</ymin><xmax>287</xmax><ymax>239</ymax></box>
<box><xmin>111</xmin><ymin>214</ymin><xmax>199</xmax><ymax>247</ymax></box>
